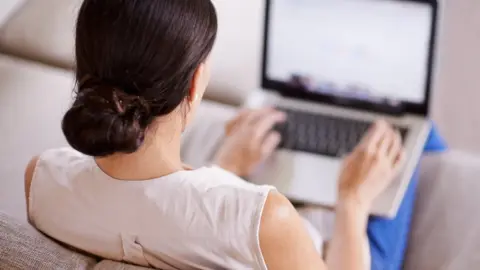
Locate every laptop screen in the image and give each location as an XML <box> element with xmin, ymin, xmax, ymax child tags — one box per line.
<box><xmin>263</xmin><ymin>0</ymin><xmax>437</xmax><ymax>114</ymax></box>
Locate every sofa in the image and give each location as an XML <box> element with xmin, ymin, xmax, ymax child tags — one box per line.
<box><xmin>1</xmin><ymin>0</ymin><xmax>480</xmax><ymax>269</ymax></box>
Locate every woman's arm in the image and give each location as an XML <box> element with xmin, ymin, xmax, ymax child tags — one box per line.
<box><xmin>326</xmin><ymin>200</ymin><xmax>370</xmax><ymax>270</ymax></box>
<box><xmin>260</xmin><ymin>192</ymin><xmax>327</xmax><ymax>270</ymax></box>
<box><xmin>260</xmin><ymin>192</ymin><xmax>371</xmax><ymax>270</ymax></box>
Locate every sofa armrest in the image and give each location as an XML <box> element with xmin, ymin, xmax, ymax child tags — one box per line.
<box><xmin>0</xmin><ymin>211</ymin><xmax>96</xmax><ymax>269</ymax></box>
<box><xmin>404</xmin><ymin>150</ymin><xmax>480</xmax><ymax>270</ymax></box>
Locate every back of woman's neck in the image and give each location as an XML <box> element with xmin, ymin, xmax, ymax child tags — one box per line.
<box><xmin>95</xmin><ymin>139</ymin><xmax>183</xmax><ymax>181</ymax></box>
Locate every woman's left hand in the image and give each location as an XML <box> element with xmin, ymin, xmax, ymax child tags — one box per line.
<box><xmin>213</xmin><ymin>108</ymin><xmax>286</xmax><ymax>177</ymax></box>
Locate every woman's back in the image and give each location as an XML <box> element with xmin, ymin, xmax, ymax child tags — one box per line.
<box><xmin>29</xmin><ymin>148</ymin><xmax>274</xmax><ymax>269</ymax></box>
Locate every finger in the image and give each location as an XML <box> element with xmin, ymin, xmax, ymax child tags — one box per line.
<box><xmin>241</xmin><ymin>107</ymin><xmax>277</xmax><ymax>128</ymax></box>
<box><xmin>232</xmin><ymin>109</ymin><xmax>251</xmax><ymax>123</ymax></box>
<box><xmin>225</xmin><ymin>109</ymin><xmax>251</xmax><ymax>135</ymax></box>
<box><xmin>359</xmin><ymin>120</ymin><xmax>387</xmax><ymax>147</ymax></box>
<box><xmin>251</xmin><ymin>111</ymin><xmax>286</xmax><ymax>144</ymax></box>
<box><xmin>364</xmin><ymin>120</ymin><xmax>389</xmax><ymax>152</ymax></box>
<box><xmin>377</xmin><ymin>126</ymin><xmax>395</xmax><ymax>157</ymax></box>
<box><xmin>228</xmin><ymin>108</ymin><xmax>279</xmax><ymax>136</ymax></box>
<box><xmin>260</xmin><ymin>131</ymin><xmax>282</xmax><ymax>160</ymax></box>
<box><xmin>359</xmin><ymin>120</ymin><xmax>384</xmax><ymax>145</ymax></box>
<box><xmin>387</xmin><ymin>130</ymin><xmax>402</xmax><ymax>162</ymax></box>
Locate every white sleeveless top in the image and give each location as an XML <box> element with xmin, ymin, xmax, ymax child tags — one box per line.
<box><xmin>29</xmin><ymin>148</ymin><xmax>324</xmax><ymax>270</ymax></box>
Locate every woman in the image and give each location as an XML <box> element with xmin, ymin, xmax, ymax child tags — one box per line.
<box><xmin>24</xmin><ymin>1</ymin><xmax>405</xmax><ymax>269</ymax></box>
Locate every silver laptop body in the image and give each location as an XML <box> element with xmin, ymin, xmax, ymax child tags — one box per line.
<box><xmin>247</xmin><ymin>0</ymin><xmax>440</xmax><ymax>218</ymax></box>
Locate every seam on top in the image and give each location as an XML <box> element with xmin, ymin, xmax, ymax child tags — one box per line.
<box><xmin>252</xmin><ymin>187</ymin><xmax>275</xmax><ymax>270</ymax></box>
<box><xmin>28</xmin><ymin>152</ymin><xmax>44</xmax><ymax>227</ymax></box>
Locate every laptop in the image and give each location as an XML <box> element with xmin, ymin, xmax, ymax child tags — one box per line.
<box><xmin>246</xmin><ymin>0</ymin><xmax>439</xmax><ymax>218</ymax></box>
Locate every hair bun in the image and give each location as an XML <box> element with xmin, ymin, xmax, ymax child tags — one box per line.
<box><xmin>62</xmin><ymin>84</ymin><xmax>153</xmax><ymax>157</ymax></box>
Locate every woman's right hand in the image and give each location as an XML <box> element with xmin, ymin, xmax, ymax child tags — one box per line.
<box><xmin>213</xmin><ymin>108</ymin><xmax>286</xmax><ymax>177</ymax></box>
<box><xmin>338</xmin><ymin>120</ymin><xmax>406</xmax><ymax>211</ymax></box>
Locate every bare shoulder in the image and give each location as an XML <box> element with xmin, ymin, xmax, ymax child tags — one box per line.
<box><xmin>24</xmin><ymin>156</ymin><xmax>40</xmax><ymax>222</ymax></box>
<box><xmin>259</xmin><ymin>191</ymin><xmax>326</xmax><ymax>270</ymax></box>
<box><xmin>261</xmin><ymin>191</ymin><xmax>298</xmax><ymax>230</ymax></box>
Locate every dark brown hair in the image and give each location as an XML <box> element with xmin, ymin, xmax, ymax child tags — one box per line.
<box><xmin>62</xmin><ymin>0</ymin><xmax>218</xmax><ymax>157</ymax></box>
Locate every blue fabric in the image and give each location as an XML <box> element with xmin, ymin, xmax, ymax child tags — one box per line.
<box><xmin>368</xmin><ymin>124</ymin><xmax>447</xmax><ymax>270</ymax></box>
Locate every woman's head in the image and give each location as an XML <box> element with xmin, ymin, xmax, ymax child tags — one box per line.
<box><xmin>62</xmin><ymin>0</ymin><xmax>217</xmax><ymax>157</ymax></box>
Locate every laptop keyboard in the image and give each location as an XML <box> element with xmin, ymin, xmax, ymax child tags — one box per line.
<box><xmin>274</xmin><ymin>108</ymin><xmax>408</xmax><ymax>158</ymax></box>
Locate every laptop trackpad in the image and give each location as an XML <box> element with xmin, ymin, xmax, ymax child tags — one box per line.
<box><xmin>250</xmin><ymin>150</ymin><xmax>342</xmax><ymax>207</ymax></box>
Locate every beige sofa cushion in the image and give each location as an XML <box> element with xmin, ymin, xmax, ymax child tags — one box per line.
<box><xmin>0</xmin><ymin>0</ymin><xmax>81</xmax><ymax>69</ymax></box>
<box><xmin>0</xmin><ymin>54</ymin><xmax>74</xmax><ymax>220</ymax></box>
<box><xmin>404</xmin><ymin>151</ymin><xmax>480</xmax><ymax>270</ymax></box>
<box><xmin>0</xmin><ymin>211</ymin><xmax>155</xmax><ymax>269</ymax></box>
<box><xmin>0</xmin><ymin>211</ymin><xmax>96</xmax><ymax>269</ymax></box>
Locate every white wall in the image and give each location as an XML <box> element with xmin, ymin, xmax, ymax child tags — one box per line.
<box><xmin>432</xmin><ymin>0</ymin><xmax>480</xmax><ymax>153</ymax></box>
<box><xmin>207</xmin><ymin>0</ymin><xmax>265</xmax><ymax>105</ymax></box>
<box><xmin>209</xmin><ymin>0</ymin><xmax>480</xmax><ymax>153</ymax></box>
